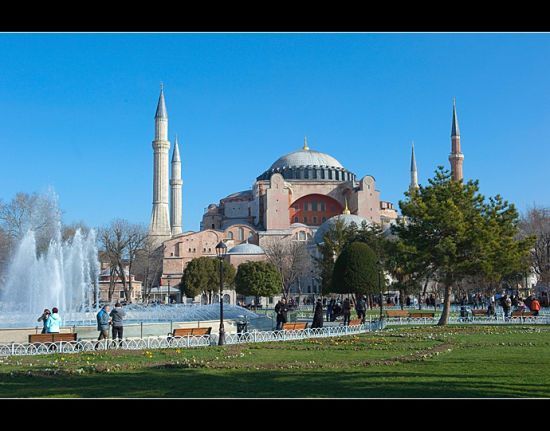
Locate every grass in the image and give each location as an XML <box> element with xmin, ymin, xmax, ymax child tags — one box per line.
<box><xmin>1</xmin><ymin>324</ymin><xmax>550</xmax><ymax>398</ymax></box>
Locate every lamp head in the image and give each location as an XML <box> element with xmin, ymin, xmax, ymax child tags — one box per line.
<box><xmin>216</xmin><ymin>241</ymin><xmax>227</xmax><ymax>259</ymax></box>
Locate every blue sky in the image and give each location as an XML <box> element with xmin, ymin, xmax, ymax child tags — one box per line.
<box><xmin>1</xmin><ymin>32</ymin><xmax>549</xmax><ymax>232</ymax></box>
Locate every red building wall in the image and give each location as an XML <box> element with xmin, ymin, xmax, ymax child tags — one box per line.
<box><xmin>289</xmin><ymin>194</ymin><xmax>343</xmax><ymax>226</ymax></box>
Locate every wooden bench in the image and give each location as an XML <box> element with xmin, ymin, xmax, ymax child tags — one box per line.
<box><xmin>169</xmin><ymin>327</ymin><xmax>212</xmax><ymax>338</ymax></box>
<box><xmin>510</xmin><ymin>311</ymin><xmax>537</xmax><ymax>318</ymax></box>
<box><xmin>471</xmin><ymin>309</ymin><xmax>488</xmax><ymax>316</ymax></box>
<box><xmin>282</xmin><ymin>322</ymin><xmax>307</xmax><ymax>331</ymax></box>
<box><xmin>28</xmin><ymin>333</ymin><xmax>78</xmax><ymax>344</ymax></box>
<box><xmin>408</xmin><ymin>312</ymin><xmax>435</xmax><ymax>318</ymax></box>
<box><xmin>348</xmin><ymin>318</ymin><xmax>363</xmax><ymax>326</ymax></box>
<box><xmin>471</xmin><ymin>309</ymin><xmax>498</xmax><ymax>319</ymax></box>
<box><xmin>386</xmin><ymin>310</ymin><xmax>410</xmax><ymax>318</ymax></box>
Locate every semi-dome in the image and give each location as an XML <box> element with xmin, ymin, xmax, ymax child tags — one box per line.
<box><xmin>227</xmin><ymin>242</ymin><xmax>265</xmax><ymax>255</ymax></box>
<box><xmin>313</xmin><ymin>213</ymin><xmax>371</xmax><ymax>244</ymax></box>
<box><xmin>256</xmin><ymin>138</ymin><xmax>356</xmax><ymax>182</ymax></box>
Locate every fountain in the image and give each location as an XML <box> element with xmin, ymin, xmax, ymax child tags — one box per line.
<box><xmin>0</xmin><ymin>225</ymin><xmax>271</xmax><ymax>331</ymax></box>
<box><xmin>0</xmin><ymin>228</ymin><xmax>101</xmax><ymax>328</ymax></box>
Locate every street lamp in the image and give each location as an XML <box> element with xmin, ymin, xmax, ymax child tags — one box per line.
<box><xmin>215</xmin><ymin>241</ymin><xmax>228</xmax><ymax>345</ymax></box>
<box><xmin>377</xmin><ymin>260</ymin><xmax>384</xmax><ymax>321</ymax></box>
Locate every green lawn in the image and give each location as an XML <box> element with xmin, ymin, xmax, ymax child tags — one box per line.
<box><xmin>1</xmin><ymin>325</ymin><xmax>549</xmax><ymax>398</ymax></box>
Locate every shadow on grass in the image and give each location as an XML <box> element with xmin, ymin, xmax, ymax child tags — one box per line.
<box><xmin>1</xmin><ymin>366</ymin><xmax>546</xmax><ymax>398</ymax></box>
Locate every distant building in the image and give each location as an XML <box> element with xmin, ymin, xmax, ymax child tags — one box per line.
<box><xmin>98</xmin><ymin>261</ymin><xmax>142</xmax><ymax>304</ymax></box>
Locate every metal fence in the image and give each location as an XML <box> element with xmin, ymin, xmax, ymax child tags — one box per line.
<box><xmin>0</xmin><ymin>319</ymin><xmax>386</xmax><ymax>357</ymax></box>
<box><xmin>4</xmin><ymin>311</ymin><xmax>549</xmax><ymax>357</ymax></box>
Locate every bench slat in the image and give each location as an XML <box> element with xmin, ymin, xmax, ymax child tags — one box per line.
<box><xmin>386</xmin><ymin>310</ymin><xmax>409</xmax><ymax>318</ymax></box>
<box><xmin>171</xmin><ymin>327</ymin><xmax>212</xmax><ymax>337</ymax></box>
<box><xmin>29</xmin><ymin>333</ymin><xmax>77</xmax><ymax>343</ymax></box>
<box><xmin>408</xmin><ymin>312</ymin><xmax>435</xmax><ymax>318</ymax></box>
<box><xmin>282</xmin><ymin>322</ymin><xmax>307</xmax><ymax>330</ymax></box>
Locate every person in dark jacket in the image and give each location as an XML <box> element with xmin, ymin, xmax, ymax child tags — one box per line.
<box><xmin>355</xmin><ymin>296</ymin><xmax>366</xmax><ymax>323</ymax></box>
<box><xmin>37</xmin><ymin>309</ymin><xmax>51</xmax><ymax>334</ymax></box>
<box><xmin>342</xmin><ymin>298</ymin><xmax>351</xmax><ymax>326</ymax></box>
<box><xmin>110</xmin><ymin>302</ymin><xmax>125</xmax><ymax>344</ymax></box>
<box><xmin>311</xmin><ymin>299</ymin><xmax>324</xmax><ymax>328</ymax></box>
<box><xmin>275</xmin><ymin>298</ymin><xmax>288</xmax><ymax>330</ymax></box>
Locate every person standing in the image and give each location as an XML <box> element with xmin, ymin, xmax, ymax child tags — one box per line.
<box><xmin>530</xmin><ymin>296</ymin><xmax>541</xmax><ymax>316</ymax></box>
<box><xmin>326</xmin><ymin>298</ymin><xmax>334</xmax><ymax>322</ymax></box>
<box><xmin>37</xmin><ymin>309</ymin><xmax>51</xmax><ymax>334</ymax></box>
<box><xmin>45</xmin><ymin>307</ymin><xmax>61</xmax><ymax>333</ymax></box>
<box><xmin>355</xmin><ymin>296</ymin><xmax>366</xmax><ymax>323</ymax></box>
<box><xmin>96</xmin><ymin>304</ymin><xmax>111</xmax><ymax>341</ymax></box>
<box><xmin>275</xmin><ymin>297</ymin><xmax>288</xmax><ymax>330</ymax></box>
<box><xmin>110</xmin><ymin>302</ymin><xmax>125</xmax><ymax>344</ymax></box>
<box><xmin>501</xmin><ymin>295</ymin><xmax>512</xmax><ymax>318</ymax></box>
<box><xmin>342</xmin><ymin>297</ymin><xmax>351</xmax><ymax>326</ymax></box>
<box><xmin>311</xmin><ymin>299</ymin><xmax>324</xmax><ymax>328</ymax></box>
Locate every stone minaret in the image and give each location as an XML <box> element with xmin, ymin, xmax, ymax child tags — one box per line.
<box><xmin>410</xmin><ymin>140</ymin><xmax>418</xmax><ymax>191</ymax></box>
<box><xmin>170</xmin><ymin>133</ymin><xmax>183</xmax><ymax>236</ymax></box>
<box><xmin>449</xmin><ymin>98</ymin><xmax>464</xmax><ymax>182</ymax></box>
<box><xmin>149</xmin><ymin>84</ymin><xmax>172</xmax><ymax>247</ymax></box>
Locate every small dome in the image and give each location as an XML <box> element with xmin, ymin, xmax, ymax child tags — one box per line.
<box><xmin>313</xmin><ymin>214</ymin><xmax>371</xmax><ymax>244</ymax></box>
<box><xmin>228</xmin><ymin>243</ymin><xmax>265</xmax><ymax>255</ymax></box>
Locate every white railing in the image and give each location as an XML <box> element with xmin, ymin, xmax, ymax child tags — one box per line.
<box><xmin>0</xmin><ymin>320</ymin><xmax>385</xmax><ymax>357</ymax></box>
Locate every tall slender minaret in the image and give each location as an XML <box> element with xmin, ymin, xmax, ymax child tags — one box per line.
<box><xmin>449</xmin><ymin>98</ymin><xmax>464</xmax><ymax>182</ymax></box>
<box><xmin>410</xmin><ymin>140</ymin><xmax>419</xmax><ymax>191</ymax></box>
<box><xmin>170</xmin><ymin>133</ymin><xmax>183</xmax><ymax>236</ymax></box>
<box><xmin>149</xmin><ymin>84</ymin><xmax>172</xmax><ymax>247</ymax></box>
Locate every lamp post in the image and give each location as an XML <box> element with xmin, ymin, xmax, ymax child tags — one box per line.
<box><xmin>215</xmin><ymin>241</ymin><xmax>228</xmax><ymax>345</ymax></box>
<box><xmin>377</xmin><ymin>260</ymin><xmax>384</xmax><ymax>321</ymax></box>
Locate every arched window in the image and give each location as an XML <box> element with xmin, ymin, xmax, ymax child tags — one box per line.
<box><xmin>227</xmin><ymin>231</ymin><xmax>234</xmax><ymax>240</ymax></box>
<box><xmin>238</xmin><ymin>227</ymin><xmax>244</xmax><ymax>241</ymax></box>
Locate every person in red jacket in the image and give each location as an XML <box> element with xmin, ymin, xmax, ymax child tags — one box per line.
<box><xmin>530</xmin><ymin>297</ymin><xmax>541</xmax><ymax>316</ymax></box>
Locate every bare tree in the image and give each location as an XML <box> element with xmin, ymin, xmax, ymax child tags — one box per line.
<box><xmin>98</xmin><ymin>219</ymin><xmax>148</xmax><ymax>303</ymax></box>
<box><xmin>133</xmin><ymin>236</ymin><xmax>164</xmax><ymax>303</ymax></box>
<box><xmin>262</xmin><ymin>236</ymin><xmax>310</xmax><ymax>299</ymax></box>
<box><xmin>0</xmin><ymin>189</ymin><xmax>63</xmax><ymax>255</ymax></box>
<box><xmin>519</xmin><ymin>204</ymin><xmax>550</xmax><ymax>286</ymax></box>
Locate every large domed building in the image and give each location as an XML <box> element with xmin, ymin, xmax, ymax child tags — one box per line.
<box><xmin>149</xmin><ymin>87</ymin><xmax>463</xmax><ymax>305</ymax></box>
<box><xmin>160</xmin><ymin>134</ymin><xmax>398</xmax><ymax>304</ymax></box>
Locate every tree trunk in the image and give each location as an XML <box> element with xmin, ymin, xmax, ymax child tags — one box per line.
<box><xmin>438</xmin><ymin>284</ymin><xmax>452</xmax><ymax>326</ymax></box>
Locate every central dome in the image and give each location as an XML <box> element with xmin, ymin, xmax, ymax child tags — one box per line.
<box><xmin>269</xmin><ymin>149</ymin><xmax>344</xmax><ymax>170</ymax></box>
<box><xmin>257</xmin><ymin>138</ymin><xmax>355</xmax><ymax>182</ymax></box>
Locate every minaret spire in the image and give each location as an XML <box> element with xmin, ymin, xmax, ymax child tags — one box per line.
<box><xmin>170</xmin><ymin>133</ymin><xmax>183</xmax><ymax>236</ymax></box>
<box><xmin>449</xmin><ymin>98</ymin><xmax>464</xmax><ymax>182</ymax></box>
<box><xmin>410</xmin><ymin>141</ymin><xmax>418</xmax><ymax>191</ymax></box>
<box><xmin>149</xmin><ymin>84</ymin><xmax>172</xmax><ymax>247</ymax></box>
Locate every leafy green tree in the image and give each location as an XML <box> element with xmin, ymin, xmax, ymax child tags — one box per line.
<box><xmin>383</xmin><ymin>238</ymin><xmax>423</xmax><ymax>309</ymax></box>
<box><xmin>314</xmin><ymin>218</ymin><xmax>361</xmax><ymax>295</ymax></box>
<box><xmin>394</xmin><ymin>167</ymin><xmax>534</xmax><ymax>325</ymax></box>
<box><xmin>235</xmin><ymin>261</ymin><xmax>282</xmax><ymax>307</ymax></box>
<box><xmin>179</xmin><ymin>256</ymin><xmax>235</xmax><ymax>304</ymax></box>
<box><xmin>331</xmin><ymin>241</ymin><xmax>382</xmax><ymax>297</ymax></box>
